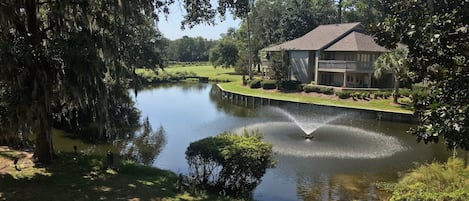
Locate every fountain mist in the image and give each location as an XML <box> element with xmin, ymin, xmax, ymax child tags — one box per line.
<box><xmin>269</xmin><ymin>107</ymin><xmax>347</xmax><ymax>136</ymax></box>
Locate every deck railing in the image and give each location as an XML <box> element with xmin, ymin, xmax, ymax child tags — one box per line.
<box><xmin>318</xmin><ymin>60</ymin><xmax>374</xmax><ymax>71</ymax></box>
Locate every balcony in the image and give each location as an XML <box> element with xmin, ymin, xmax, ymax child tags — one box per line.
<box><xmin>318</xmin><ymin>60</ymin><xmax>374</xmax><ymax>72</ymax></box>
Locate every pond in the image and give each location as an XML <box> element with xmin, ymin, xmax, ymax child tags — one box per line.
<box><xmin>54</xmin><ymin>83</ymin><xmax>450</xmax><ymax>201</ymax></box>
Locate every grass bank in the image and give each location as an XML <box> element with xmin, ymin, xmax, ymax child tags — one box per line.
<box><xmin>136</xmin><ymin>65</ymin><xmax>242</xmax><ymax>83</ymax></box>
<box><xmin>219</xmin><ymin>82</ymin><xmax>412</xmax><ymax>114</ymax></box>
<box><xmin>137</xmin><ymin>65</ymin><xmax>412</xmax><ymax>114</ymax></box>
<box><xmin>0</xmin><ymin>147</ymin><xmax>240</xmax><ymax>201</ymax></box>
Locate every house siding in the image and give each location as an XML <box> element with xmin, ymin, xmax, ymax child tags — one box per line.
<box><xmin>289</xmin><ymin>51</ymin><xmax>310</xmax><ymax>83</ymax></box>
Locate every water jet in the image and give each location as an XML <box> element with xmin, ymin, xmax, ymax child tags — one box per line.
<box><xmin>235</xmin><ymin>107</ymin><xmax>407</xmax><ymax>159</ymax></box>
<box><xmin>269</xmin><ymin>106</ymin><xmax>347</xmax><ymax>138</ymax></box>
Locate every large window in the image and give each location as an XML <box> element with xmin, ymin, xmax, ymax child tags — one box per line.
<box><xmin>357</xmin><ymin>53</ymin><xmax>371</xmax><ymax>62</ymax></box>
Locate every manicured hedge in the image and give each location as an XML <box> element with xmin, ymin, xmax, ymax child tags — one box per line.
<box><xmin>335</xmin><ymin>91</ymin><xmax>351</xmax><ymax>99</ymax></box>
<box><xmin>303</xmin><ymin>84</ymin><xmax>334</xmax><ymax>95</ymax></box>
<box><xmin>279</xmin><ymin>80</ymin><xmax>301</xmax><ymax>91</ymax></box>
<box><xmin>262</xmin><ymin>80</ymin><xmax>277</xmax><ymax>89</ymax></box>
<box><xmin>249</xmin><ymin>79</ymin><xmax>262</xmax><ymax>88</ymax></box>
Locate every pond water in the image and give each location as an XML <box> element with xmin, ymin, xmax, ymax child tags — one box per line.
<box><xmin>54</xmin><ymin>83</ymin><xmax>450</xmax><ymax>201</ymax></box>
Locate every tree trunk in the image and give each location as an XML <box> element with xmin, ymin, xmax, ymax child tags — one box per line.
<box><xmin>34</xmin><ymin>123</ymin><xmax>53</xmax><ymax>163</ymax></box>
<box><xmin>25</xmin><ymin>0</ymin><xmax>54</xmax><ymax>163</ymax></box>
<box><xmin>33</xmin><ymin>69</ymin><xmax>54</xmax><ymax>163</ymax></box>
<box><xmin>393</xmin><ymin>77</ymin><xmax>400</xmax><ymax>104</ymax></box>
<box><xmin>337</xmin><ymin>0</ymin><xmax>343</xmax><ymax>24</ymax></box>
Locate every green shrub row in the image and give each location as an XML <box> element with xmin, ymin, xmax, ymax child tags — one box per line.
<box><xmin>261</xmin><ymin>80</ymin><xmax>277</xmax><ymax>89</ymax></box>
<box><xmin>140</xmin><ymin>71</ymin><xmax>197</xmax><ymax>84</ymax></box>
<box><xmin>279</xmin><ymin>80</ymin><xmax>301</xmax><ymax>91</ymax></box>
<box><xmin>249</xmin><ymin>79</ymin><xmax>262</xmax><ymax>89</ymax></box>
<box><xmin>249</xmin><ymin>80</ymin><xmax>303</xmax><ymax>91</ymax></box>
<box><xmin>303</xmin><ymin>84</ymin><xmax>334</xmax><ymax>95</ymax></box>
<box><xmin>246</xmin><ymin>79</ymin><xmax>429</xmax><ymax>102</ymax></box>
<box><xmin>335</xmin><ymin>91</ymin><xmax>351</xmax><ymax>99</ymax></box>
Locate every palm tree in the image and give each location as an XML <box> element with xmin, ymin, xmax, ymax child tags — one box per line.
<box><xmin>374</xmin><ymin>47</ymin><xmax>409</xmax><ymax>104</ymax></box>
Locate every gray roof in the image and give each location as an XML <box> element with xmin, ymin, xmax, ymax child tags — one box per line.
<box><xmin>264</xmin><ymin>22</ymin><xmax>362</xmax><ymax>51</ymax></box>
<box><xmin>325</xmin><ymin>31</ymin><xmax>387</xmax><ymax>52</ymax></box>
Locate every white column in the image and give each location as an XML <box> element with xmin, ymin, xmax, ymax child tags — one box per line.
<box><xmin>314</xmin><ymin>51</ymin><xmax>320</xmax><ymax>83</ymax></box>
<box><xmin>343</xmin><ymin>72</ymin><xmax>347</xmax><ymax>87</ymax></box>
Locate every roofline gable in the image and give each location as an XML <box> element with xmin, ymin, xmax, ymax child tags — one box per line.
<box><xmin>319</xmin><ymin>23</ymin><xmax>363</xmax><ymax>50</ymax></box>
<box><xmin>263</xmin><ymin>22</ymin><xmax>363</xmax><ymax>52</ymax></box>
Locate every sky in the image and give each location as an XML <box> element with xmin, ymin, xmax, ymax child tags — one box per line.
<box><xmin>157</xmin><ymin>2</ymin><xmax>242</xmax><ymax>41</ymax></box>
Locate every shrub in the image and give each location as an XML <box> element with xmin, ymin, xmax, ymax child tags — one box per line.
<box><xmin>279</xmin><ymin>80</ymin><xmax>301</xmax><ymax>91</ymax></box>
<box><xmin>299</xmin><ymin>84</ymin><xmax>307</xmax><ymax>91</ymax></box>
<box><xmin>303</xmin><ymin>84</ymin><xmax>319</xmax><ymax>93</ymax></box>
<box><xmin>352</xmin><ymin>92</ymin><xmax>361</xmax><ymax>100</ymax></box>
<box><xmin>366</xmin><ymin>92</ymin><xmax>371</xmax><ymax>99</ymax></box>
<box><xmin>390</xmin><ymin>158</ymin><xmax>469</xmax><ymax>201</ymax></box>
<box><xmin>383</xmin><ymin>91</ymin><xmax>392</xmax><ymax>99</ymax></box>
<box><xmin>412</xmin><ymin>83</ymin><xmax>428</xmax><ymax>92</ymax></box>
<box><xmin>411</xmin><ymin>89</ymin><xmax>429</xmax><ymax>100</ymax></box>
<box><xmin>303</xmin><ymin>85</ymin><xmax>334</xmax><ymax>95</ymax></box>
<box><xmin>399</xmin><ymin>88</ymin><xmax>411</xmax><ymax>97</ymax></box>
<box><xmin>335</xmin><ymin>91</ymin><xmax>351</xmax><ymax>99</ymax></box>
<box><xmin>262</xmin><ymin>80</ymin><xmax>277</xmax><ymax>89</ymax></box>
<box><xmin>377</xmin><ymin>91</ymin><xmax>385</xmax><ymax>99</ymax></box>
<box><xmin>319</xmin><ymin>87</ymin><xmax>334</xmax><ymax>95</ymax></box>
<box><xmin>360</xmin><ymin>92</ymin><xmax>369</xmax><ymax>100</ymax></box>
<box><xmin>186</xmin><ymin>131</ymin><xmax>276</xmax><ymax>197</ymax></box>
<box><xmin>249</xmin><ymin>79</ymin><xmax>262</xmax><ymax>89</ymax></box>
<box><xmin>410</xmin><ymin>84</ymin><xmax>429</xmax><ymax>99</ymax></box>
<box><xmin>373</xmin><ymin>92</ymin><xmax>381</xmax><ymax>99</ymax></box>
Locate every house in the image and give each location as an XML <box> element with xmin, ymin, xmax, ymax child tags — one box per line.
<box><xmin>262</xmin><ymin>22</ymin><xmax>393</xmax><ymax>89</ymax></box>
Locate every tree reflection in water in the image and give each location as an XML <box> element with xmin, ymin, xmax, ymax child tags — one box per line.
<box><xmin>120</xmin><ymin>117</ymin><xmax>166</xmax><ymax>165</ymax></box>
<box><xmin>297</xmin><ymin>174</ymin><xmax>391</xmax><ymax>201</ymax></box>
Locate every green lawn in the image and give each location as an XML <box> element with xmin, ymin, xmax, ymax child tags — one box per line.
<box><xmin>219</xmin><ymin>82</ymin><xmax>412</xmax><ymax>114</ymax></box>
<box><xmin>137</xmin><ymin>65</ymin><xmax>413</xmax><ymax>114</ymax></box>
<box><xmin>0</xmin><ymin>148</ymin><xmax>241</xmax><ymax>201</ymax></box>
<box><xmin>136</xmin><ymin>65</ymin><xmax>243</xmax><ymax>82</ymax></box>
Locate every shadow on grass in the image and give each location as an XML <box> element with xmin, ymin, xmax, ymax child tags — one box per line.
<box><xmin>1</xmin><ymin>152</ymin><xmax>238</xmax><ymax>201</ymax></box>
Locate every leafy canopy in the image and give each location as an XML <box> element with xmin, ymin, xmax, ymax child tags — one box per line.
<box><xmin>185</xmin><ymin>130</ymin><xmax>275</xmax><ymax>196</ymax></box>
<box><xmin>0</xmin><ymin>0</ymin><xmax>170</xmax><ymax>162</ymax></box>
<box><xmin>372</xmin><ymin>0</ymin><xmax>469</xmax><ymax>150</ymax></box>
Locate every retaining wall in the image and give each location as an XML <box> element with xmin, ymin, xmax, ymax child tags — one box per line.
<box><xmin>215</xmin><ymin>84</ymin><xmax>416</xmax><ymax>123</ymax></box>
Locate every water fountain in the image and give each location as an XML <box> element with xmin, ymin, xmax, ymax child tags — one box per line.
<box><xmin>269</xmin><ymin>107</ymin><xmax>346</xmax><ymax>139</ymax></box>
<box><xmin>235</xmin><ymin>106</ymin><xmax>407</xmax><ymax>159</ymax></box>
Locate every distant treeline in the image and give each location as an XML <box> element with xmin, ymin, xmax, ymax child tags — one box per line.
<box><xmin>164</xmin><ymin>0</ymin><xmax>386</xmax><ymax>71</ymax></box>
<box><xmin>165</xmin><ymin>36</ymin><xmax>216</xmax><ymax>62</ymax></box>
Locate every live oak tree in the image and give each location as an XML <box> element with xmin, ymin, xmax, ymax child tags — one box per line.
<box><xmin>372</xmin><ymin>0</ymin><xmax>468</xmax><ymax>150</ymax></box>
<box><xmin>209</xmin><ymin>37</ymin><xmax>239</xmax><ymax>68</ymax></box>
<box><xmin>341</xmin><ymin>0</ymin><xmax>385</xmax><ymax>27</ymax></box>
<box><xmin>0</xmin><ymin>0</ymin><xmax>171</xmax><ymax>162</ymax></box>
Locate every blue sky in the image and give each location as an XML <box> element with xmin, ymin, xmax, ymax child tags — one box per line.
<box><xmin>157</xmin><ymin>2</ymin><xmax>241</xmax><ymax>40</ymax></box>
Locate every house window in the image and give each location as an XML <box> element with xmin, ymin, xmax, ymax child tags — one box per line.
<box><xmin>325</xmin><ymin>52</ymin><xmax>335</xmax><ymax>60</ymax></box>
<box><xmin>358</xmin><ymin>53</ymin><xmax>371</xmax><ymax>62</ymax></box>
<box><xmin>356</xmin><ymin>75</ymin><xmax>364</xmax><ymax>85</ymax></box>
<box><xmin>344</xmin><ymin>53</ymin><xmax>354</xmax><ymax>61</ymax></box>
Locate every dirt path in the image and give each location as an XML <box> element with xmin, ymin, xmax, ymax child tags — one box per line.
<box><xmin>0</xmin><ymin>146</ymin><xmax>34</xmax><ymax>174</ymax></box>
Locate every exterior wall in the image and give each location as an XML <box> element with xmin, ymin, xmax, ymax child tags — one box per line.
<box><xmin>318</xmin><ymin>72</ymin><xmax>344</xmax><ymax>86</ymax></box>
<box><xmin>289</xmin><ymin>51</ymin><xmax>310</xmax><ymax>83</ymax></box>
<box><xmin>263</xmin><ymin>49</ymin><xmax>391</xmax><ymax>88</ymax></box>
<box><xmin>346</xmin><ymin>73</ymin><xmax>372</xmax><ymax>88</ymax></box>
<box><xmin>372</xmin><ymin>73</ymin><xmax>394</xmax><ymax>88</ymax></box>
<box><xmin>319</xmin><ymin>51</ymin><xmax>382</xmax><ymax>73</ymax></box>
<box><xmin>317</xmin><ymin>51</ymin><xmax>394</xmax><ymax>88</ymax></box>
